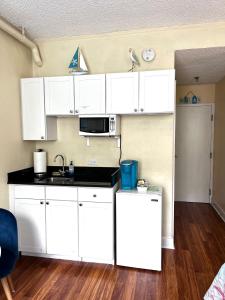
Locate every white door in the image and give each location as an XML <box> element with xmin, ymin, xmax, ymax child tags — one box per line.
<box><xmin>106</xmin><ymin>72</ymin><xmax>139</xmax><ymax>114</ymax></box>
<box><xmin>44</xmin><ymin>76</ymin><xmax>74</xmax><ymax>115</ymax></box>
<box><xmin>175</xmin><ymin>105</ymin><xmax>213</xmax><ymax>203</ymax></box>
<box><xmin>46</xmin><ymin>200</ymin><xmax>78</xmax><ymax>256</ymax></box>
<box><xmin>21</xmin><ymin>78</ymin><xmax>46</xmax><ymax>140</ymax></box>
<box><xmin>116</xmin><ymin>192</ymin><xmax>162</xmax><ymax>271</ymax></box>
<box><xmin>139</xmin><ymin>70</ymin><xmax>175</xmax><ymax>113</ymax></box>
<box><xmin>15</xmin><ymin>198</ymin><xmax>46</xmax><ymax>253</ymax></box>
<box><xmin>78</xmin><ymin>201</ymin><xmax>113</xmax><ymax>262</ymax></box>
<box><xmin>74</xmin><ymin>74</ymin><xmax>105</xmax><ymax>114</ymax></box>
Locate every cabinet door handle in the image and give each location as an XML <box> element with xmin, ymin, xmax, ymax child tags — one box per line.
<box><xmin>79</xmin><ymin>203</ymin><xmax>83</xmax><ymax>207</ymax></box>
<box><xmin>41</xmin><ymin>136</ymin><xmax>44</xmax><ymax>140</ymax></box>
<box><xmin>70</xmin><ymin>109</ymin><xmax>73</xmax><ymax>114</ymax></box>
<box><xmin>75</xmin><ymin>110</ymin><xmax>79</xmax><ymax>114</ymax></box>
<box><xmin>151</xmin><ymin>199</ymin><xmax>158</xmax><ymax>202</ymax></box>
<box><xmin>93</xmin><ymin>194</ymin><xmax>97</xmax><ymax>198</ymax></box>
<box><xmin>134</xmin><ymin>108</ymin><xmax>137</xmax><ymax>112</ymax></box>
<box><xmin>140</xmin><ymin>108</ymin><xmax>144</xmax><ymax>112</ymax></box>
<box><xmin>40</xmin><ymin>201</ymin><xmax>44</xmax><ymax>205</ymax></box>
<box><xmin>46</xmin><ymin>201</ymin><xmax>49</xmax><ymax>205</ymax></box>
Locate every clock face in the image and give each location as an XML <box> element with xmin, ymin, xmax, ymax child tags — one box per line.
<box><xmin>142</xmin><ymin>48</ymin><xmax>156</xmax><ymax>62</ymax></box>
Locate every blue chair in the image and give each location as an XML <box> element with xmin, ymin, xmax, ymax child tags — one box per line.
<box><xmin>0</xmin><ymin>209</ymin><xmax>18</xmax><ymax>300</ymax></box>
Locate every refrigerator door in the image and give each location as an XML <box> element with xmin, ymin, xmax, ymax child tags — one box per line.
<box><xmin>116</xmin><ymin>192</ymin><xmax>162</xmax><ymax>271</ymax></box>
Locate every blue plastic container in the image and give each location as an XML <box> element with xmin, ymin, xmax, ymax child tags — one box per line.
<box><xmin>120</xmin><ymin>160</ymin><xmax>138</xmax><ymax>190</ymax></box>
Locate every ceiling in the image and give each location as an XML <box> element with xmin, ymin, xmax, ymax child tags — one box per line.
<box><xmin>1</xmin><ymin>0</ymin><xmax>225</xmax><ymax>39</ymax></box>
<box><xmin>175</xmin><ymin>47</ymin><xmax>225</xmax><ymax>85</ymax></box>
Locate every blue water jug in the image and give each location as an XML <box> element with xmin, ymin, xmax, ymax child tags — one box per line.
<box><xmin>120</xmin><ymin>160</ymin><xmax>138</xmax><ymax>190</ymax></box>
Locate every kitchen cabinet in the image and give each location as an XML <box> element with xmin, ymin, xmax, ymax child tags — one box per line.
<box><xmin>106</xmin><ymin>70</ymin><xmax>175</xmax><ymax>114</ymax></box>
<box><xmin>139</xmin><ymin>70</ymin><xmax>175</xmax><ymax>113</ymax></box>
<box><xmin>78</xmin><ymin>201</ymin><xmax>113</xmax><ymax>263</ymax></box>
<box><xmin>15</xmin><ymin>198</ymin><xmax>46</xmax><ymax>253</ymax></box>
<box><xmin>106</xmin><ymin>72</ymin><xmax>139</xmax><ymax>114</ymax></box>
<box><xmin>46</xmin><ymin>200</ymin><xmax>78</xmax><ymax>256</ymax></box>
<box><xmin>9</xmin><ymin>184</ymin><xmax>117</xmax><ymax>263</ymax></box>
<box><xmin>13</xmin><ymin>185</ymin><xmax>78</xmax><ymax>258</ymax></box>
<box><xmin>45</xmin><ymin>186</ymin><xmax>78</xmax><ymax>256</ymax></box>
<box><xmin>116</xmin><ymin>188</ymin><xmax>162</xmax><ymax>271</ymax></box>
<box><xmin>21</xmin><ymin>78</ymin><xmax>57</xmax><ymax>140</ymax></box>
<box><xmin>44</xmin><ymin>76</ymin><xmax>75</xmax><ymax>116</ymax></box>
<box><xmin>78</xmin><ymin>187</ymin><xmax>114</xmax><ymax>263</ymax></box>
<box><xmin>74</xmin><ymin>74</ymin><xmax>105</xmax><ymax>114</ymax></box>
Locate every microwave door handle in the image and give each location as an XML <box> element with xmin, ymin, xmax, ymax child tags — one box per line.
<box><xmin>110</xmin><ymin>119</ymin><xmax>115</xmax><ymax>132</ymax></box>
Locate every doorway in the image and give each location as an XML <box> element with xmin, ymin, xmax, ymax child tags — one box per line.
<box><xmin>175</xmin><ymin>104</ymin><xmax>214</xmax><ymax>203</ymax></box>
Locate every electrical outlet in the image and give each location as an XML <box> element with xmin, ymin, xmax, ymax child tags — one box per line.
<box><xmin>88</xmin><ymin>160</ymin><xmax>97</xmax><ymax>166</ymax></box>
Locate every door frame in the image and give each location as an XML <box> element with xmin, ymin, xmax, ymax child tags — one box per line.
<box><xmin>175</xmin><ymin>103</ymin><xmax>215</xmax><ymax>204</ymax></box>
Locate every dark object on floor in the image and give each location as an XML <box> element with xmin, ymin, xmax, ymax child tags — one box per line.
<box><xmin>0</xmin><ymin>208</ymin><xmax>18</xmax><ymax>300</ymax></box>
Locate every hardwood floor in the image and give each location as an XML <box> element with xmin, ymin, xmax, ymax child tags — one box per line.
<box><xmin>1</xmin><ymin>202</ymin><xmax>225</xmax><ymax>300</ymax></box>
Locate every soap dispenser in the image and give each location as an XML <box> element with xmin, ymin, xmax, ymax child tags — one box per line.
<box><xmin>69</xmin><ymin>161</ymin><xmax>74</xmax><ymax>176</ymax></box>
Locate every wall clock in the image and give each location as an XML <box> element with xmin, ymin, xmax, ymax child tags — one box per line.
<box><xmin>142</xmin><ymin>48</ymin><xmax>156</xmax><ymax>62</ymax></box>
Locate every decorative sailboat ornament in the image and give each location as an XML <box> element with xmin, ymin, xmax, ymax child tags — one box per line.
<box><xmin>68</xmin><ymin>47</ymin><xmax>88</xmax><ymax>75</ymax></box>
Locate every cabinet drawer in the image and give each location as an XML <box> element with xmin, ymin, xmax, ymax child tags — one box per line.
<box><xmin>14</xmin><ymin>185</ymin><xmax>45</xmax><ymax>199</ymax></box>
<box><xmin>78</xmin><ymin>187</ymin><xmax>113</xmax><ymax>203</ymax></box>
<box><xmin>46</xmin><ymin>186</ymin><xmax>77</xmax><ymax>201</ymax></box>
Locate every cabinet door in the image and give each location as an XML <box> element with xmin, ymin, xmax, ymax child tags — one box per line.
<box><xmin>21</xmin><ymin>78</ymin><xmax>46</xmax><ymax>140</ymax></box>
<box><xmin>74</xmin><ymin>74</ymin><xmax>105</xmax><ymax>114</ymax></box>
<box><xmin>45</xmin><ymin>76</ymin><xmax>74</xmax><ymax>115</ymax></box>
<box><xmin>15</xmin><ymin>198</ymin><xmax>46</xmax><ymax>253</ymax></box>
<box><xmin>106</xmin><ymin>72</ymin><xmax>139</xmax><ymax>114</ymax></box>
<box><xmin>139</xmin><ymin>70</ymin><xmax>175</xmax><ymax>113</ymax></box>
<box><xmin>46</xmin><ymin>200</ymin><xmax>78</xmax><ymax>256</ymax></box>
<box><xmin>116</xmin><ymin>193</ymin><xmax>162</xmax><ymax>270</ymax></box>
<box><xmin>78</xmin><ymin>187</ymin><xmax>113</xmax><ymax>203</ymax></box>
<box><xmin>78</xmin><ymin>202</ymin><xmax>113</xmax><ymax>262</ymax></box>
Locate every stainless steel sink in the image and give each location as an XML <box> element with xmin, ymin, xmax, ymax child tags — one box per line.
<box><xmin>46</xmin><ymin>177</ymin><xmax>74</xmax><ymax>184</ymax></box>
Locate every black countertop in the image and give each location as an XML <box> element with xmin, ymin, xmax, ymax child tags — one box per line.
<box><xmin>8</xmin><ymin>166</ymin><xmax>120</xmax><ymax>188</ymax></box>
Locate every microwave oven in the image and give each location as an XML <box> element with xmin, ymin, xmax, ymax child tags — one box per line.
<box><xmin>79</xmin><ymin>115</ymin><xmax>120</xmax><ymax>136</ymax></box>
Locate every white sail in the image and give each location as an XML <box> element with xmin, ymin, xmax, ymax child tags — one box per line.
<box><xmin>80</xmin><ymin>50</ymin><xmax>88</xmax><ymax>72</ymax></box>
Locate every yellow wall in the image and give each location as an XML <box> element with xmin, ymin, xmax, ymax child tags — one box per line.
<box><xmin>0</xmin><ymin>29</ymin><xmax>34</xmax><ymax>208</ymax></box>
<box><xmin>33</xmin><ymin>22</ymin><xmax>225</xmax><ymax>242</ymax></box>
<box><xmin>176</xmin><ymin>84</ymin><xmax>215</xmax><ymax>103</ymax></box>
<box><xmin>213</xmin><ymin>76</ymin><xmax>225</xmax><ymax>213</ymax></box>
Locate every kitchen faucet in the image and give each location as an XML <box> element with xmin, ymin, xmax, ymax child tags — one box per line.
<box><xmin>54</xmin><ymin>154</ymin><xmax>65</xmax><ymax>176</ymax></box>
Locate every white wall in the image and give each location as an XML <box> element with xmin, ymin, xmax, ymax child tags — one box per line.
<box><xmin>33</xmin><ymin>22</ymin><xmax>225</xmax><ymax>243</ymax></box>
<box><xmin>213</xmin><ymin>76</ymin><xmax>225</xmax><ymax>219</ymax></box>
<box><xmin>0</xmin><ymin>29</ymin><xmax>34</xmax><ymax>208</ymax></box>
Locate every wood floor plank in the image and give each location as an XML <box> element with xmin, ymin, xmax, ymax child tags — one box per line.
<box><xmin>1</xmin><ymin>202</ymin><xmax>225</xmax><ymax>300</ymax></box>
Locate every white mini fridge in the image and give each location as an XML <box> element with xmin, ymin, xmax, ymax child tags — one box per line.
<box><xmin>116</xmin><ymin>187</ymin><xmax>162</xmax><ymax>271</ymax></box>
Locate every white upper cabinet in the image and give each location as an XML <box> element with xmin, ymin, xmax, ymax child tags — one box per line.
<box><xmin>74</xmin><ymin>74</ymin><xmax>106</xmax><ymax>114</ymax></box>
<box><xmin>21</xmin><ymin>78</ymin><xmax>57</xmax><ymax>141</ymax></box>
<box><xmin>106</xmin><ymin>72</ymin><xmax>139</xmax><ymax>114</ymax></box>
<box><xmin>45</xmin><ymin>76</ymin><xmax>75</xmax><ymax>116</ymax></box>
<box><xmin>139</xmin><ymin>70</ymin><xmax>175</xmax><ymax>113</ymax></box>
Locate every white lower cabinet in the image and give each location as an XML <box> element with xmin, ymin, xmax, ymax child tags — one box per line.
<box><xmin>15</xmin><ymin>198</ymin><xmax>46</xmax><ymax>253</ymax></box>
<box><xmin>46</xmin><ymin>200</ymin><xmax>78</xmax><ymax>256</ymax></box>
<box><xmin>10</xmin><ymin>184</ymin><xmax>116</xmax><ymax>263</ymax></box>
<box><xmin>13</xmin><ymin>185</ymin><xmax>78</xmax><ymax>259</ymax></box>
<box><xmin>78</xmin><ymin>201</ymin><xmax>113</xmax><ymax>263</ymax></box>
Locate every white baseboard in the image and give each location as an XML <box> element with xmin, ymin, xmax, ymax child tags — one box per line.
<box><xmin>162</xmin><ymin>237</ymin><xmax>175</xmax><ymax>249</ymax></box>
<box><xmin>211</xmin><ymin>202</ymin><xmax>225</xmax><ymax>223</ymax></box>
